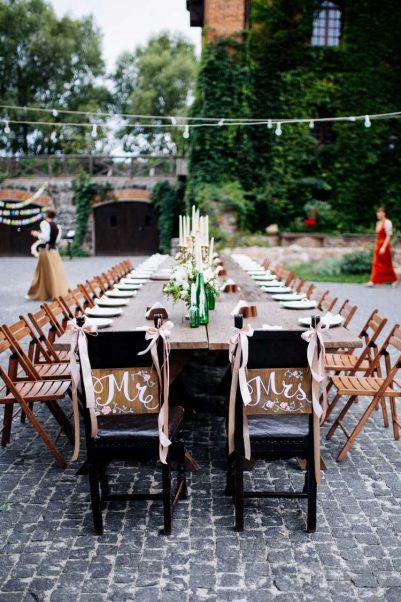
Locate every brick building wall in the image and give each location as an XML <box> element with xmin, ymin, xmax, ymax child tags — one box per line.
<box><xmin>204</xmin><ymin>0</ymin><xmax>247</xmax><ymax>40</ymax></box>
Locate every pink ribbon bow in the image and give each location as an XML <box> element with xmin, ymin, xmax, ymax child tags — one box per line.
<box><xmin>66</xmin><ymin>319</ymin><xmax>98</xmax><ymax>462</ymax></box>
<box><xmin>301</xmin><ymin>319</ymin><xmax>329</xmax><ymax>484</ymax></box>
<box><xmin>228</xmin><ymin>324</ymin><xmax>254</xmax><ymax>460</ymax></box>
<box><xmin>138</xmin><ymin>321</ymin><xmax>174</xmax><ymax>464</ymax></box>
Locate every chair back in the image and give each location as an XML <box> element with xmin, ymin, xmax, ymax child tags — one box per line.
<box><xmin>367</xmin><ymin>323</ymin><xmax>401</xmax><ymax>380</ymax></box>
<box><xmin>244</xmin><ymin>331</ymin><xmax>312</xmax><ymax>417</ymax></box>
<box><xmin>1</xmin><ymin>323</ymin><xmax>39</xmax><ymax>380</ymax></box>
<box><xmin>338</xmin><ymin>299</ymin><xmax>358</xmax><ymax>328</ymax></box>
<box><xmin>319</xmin><ymin>292</ymin><xmax>338</xmax><ymax>313</ymax></box>
<box><xmin>28</xmin><ymin>308</ymin><xmax>63</xmax><ymax>362</ymax></box>
<box><xmin>42</xmin><ymin>300</ymin><xmax>70</xmax><ymax>336</ymax></box>
<box><xmin>58</xmin><ymin>291</ymin><xmax>85</xmax><ymax>319</ymax></box>
<box><xmin>359</xmin><ymin>309</ymin><xmax>387</xmax><ymax>363</ymax></box>
<box><xmin>84</xmin><ymin>329</ymin><xmax>162</xmax><ymax>421</ymax></box>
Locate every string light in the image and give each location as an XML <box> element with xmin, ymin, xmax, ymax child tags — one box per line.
<box><xmin>309</xmin><ymin>120</ymin><xmax>315</xmax><ymax>129</ymax></box>
<box><xmin>364</xmin><ymin>115</ymin><xmax>371</xmax><ymax>128</ymax></box>
<box><xmin>91</xmin><ymin>124</ymin><xmax>98</xmax><ymax>138</ymax></box>
<box><xmin>218</xmin><ymin>118</ymin><xmax>225</xmax><ymax>126</ymax></box>
<box><xmin>52</xmin><ymin>109</ymin><xmax>58</xmax><ymax>117</ymax></box>
<box><xmin>1</xmin><ymin>101</ymin><xmax>400</xmax><ymax>126</ymax></box>
<box><xmin>170</xmin><ymin>116</ymin><xmax>177</xmax><ymax>126</ymax></box>
<box><xmin>275</xmin><ymin>122</ymin><xmax>282</xmax><ymax>136</ymax></box>
<box><xmin>183</xmin><ymin>125</ymin><xmax>190</xmax><ymax>139</ymax></box>
<box><xmin>267</xmin><ymin>119</ymin><xmax>272</xmax><ymax>129</ymax></box>
<box><xmin>3</xmin><ymin>120</ymin><xmax>10</xmax><ymax>134</ymax></box>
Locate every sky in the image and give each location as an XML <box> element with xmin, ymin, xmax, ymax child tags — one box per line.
<box><xmin>51</xmin><ymin>0</ymin><xmax>202</xmax><ymax>72</ymax></box>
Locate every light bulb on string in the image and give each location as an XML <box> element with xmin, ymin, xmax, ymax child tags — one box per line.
<box><xmin>275</xmin><ymin>122</ymin><xmax>282</xmax><ymax>136</ymax></box>
<box><xmin>52</xmin><ymin>109</ymin><xmax>58</xmax><ymax>117</ymax></box>
<box><xmin>183</xmin><ymin>125</ymin><xmax>190</xmax><ymax>139</ymax></box>
<box><xmin>309</xmin><ymin>120</ymin><xmax>315</xmax><ymax>129</ymax></box>
<box><xmin>91</xmin><ymin>124</ymin><xmax>98</xmax><ymax>138</ymax></box>
<box><xmin>364</xmin><ymin>115</ymin><xmax>371</xmax><ymax>128</ymax></box>
<box><xmin>218</xmin><ymin>118</ymin><xmax>224</xmax><ymax>127</ymax></box>
<box><xmin>170</xmin><ymin>116</ymin><xmax>177</xmax><ymax>126</ymax></box>
<box><xmin>267</xmin><ymin>119</ymin><xmax>272</xmax><ymax>129</ymax></box>
<box><xmin>4</xmin><ymin>120</ymin><xmax>10</xmax><ymax>134</ymax></box>
<box><xmin>349</xmin><ymin>116</ymin><xmax>356</xmax><ymax>122</ymax></box>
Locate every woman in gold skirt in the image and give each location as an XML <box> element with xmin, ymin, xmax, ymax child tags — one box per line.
<box><xmin>27</xmin><ymin>208</ymin><xmax>70</xmax><ymax>300</ymax></box>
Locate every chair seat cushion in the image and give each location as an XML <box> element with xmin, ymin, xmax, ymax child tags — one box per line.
<box><xmin>94</xmin><ymin>406</ymin><xmax>184</xmax><ymax>446</ymax></box>
<box><xmin>248</xmin><ymin>414</ymin><xmax>309</xmax><ymax>449</ymax></box>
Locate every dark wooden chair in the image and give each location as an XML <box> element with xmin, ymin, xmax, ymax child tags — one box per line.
<box><xmin>81</xmin><ymin>325</ymin><xmax>188</xmax><ymax>535</ymax></box>
<box><xmin>226</xmin><ymin>324</ymin><xmax>317</xmax><ymax>533</ymax></box>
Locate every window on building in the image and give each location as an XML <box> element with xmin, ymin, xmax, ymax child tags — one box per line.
<box><xmin>311</xmin><ymin>2</ymin><xmax>342</xmax><ymax>47</ymax></box>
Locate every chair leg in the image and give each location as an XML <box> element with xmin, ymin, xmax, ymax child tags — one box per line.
<box><xmin>2</xmin><ymin>403</ymin><xmax>14</xmax><ymax>446</ymax></box>
<box><xmin>306</xmin><ymin>455</ymin><xmax>317</xmax><ymax>533</ymax></box>
<box><xmin>176</xmin><ymin>441</ymin><xmax>188</xmax><ymax>500</ymax></box>
<box><xmin>326</xmin><ymin>394</ymin><xmax>357</xmax><ymax>440</ymax></box>
<box><xmin>89</xmin><ymin>464</ymin><xmax>103</xmax><ymax>535</ymax></box>
<box><xmin>324</xmin><ymin>393</ymin><xmax>341</xmax><ymax>422</ymax></box>
<box><xmin>389</xmin><ymin>398</ymin><xmax>400</xmax><ymax>440</ymax></box>
<box><xmin>225</xmin><ymin>455</ymin><xmax>234</xmax><ymax>496</ymax></box>
<box><xmin>20</xmin><ymin>402</ymin><xmax>33</xmax><ymax>424</ymax></box>
<box><xmin>99</xmin><ymin>463</ymin><xmax>110</xmax><ymax>499</ymax></box>
<box><xmin>234</xmin><ymin>453</ymin><xmax>244</xmax><ymax>532</ymax></box>
<box><xmin>44</xmin><ymin>401</ymin><xmax>74</xmax><ymax>443</ymax></box>
<box><xmin>19</xmin><ymin>399</ymin><xmax>67</xmax><ymax>467</ymax></box>
<box><xmin>379</xmin><ymin>396</ymin><xmax>389</xmax><ymax>428</ymax></box>
<box><xmin>337</xmin><ymin>396</ymin><xmax>381</xmax><ymax>462</ymax></box>
<box><xmin>162</xmin><ymin>463</ymin><xmax>172</xmax><ymax>536</ymax></box>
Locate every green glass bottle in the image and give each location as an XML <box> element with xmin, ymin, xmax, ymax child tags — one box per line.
<box><xmin>207</xmin><ymin>287</ymin><xmax>216</xmax><ymax>310</ymax></box>
<box><xmin>189</xmin><ymin>283</ymin><xmax>200</xmax><ymax>328</ymax></box>
<box><xmin>196</xmin><ymin>272</ymin><xmax>209</xmax><ymax>325</ymax></box>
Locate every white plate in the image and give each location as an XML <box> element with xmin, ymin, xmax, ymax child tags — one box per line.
<box><xmin>85</xmin><ymin>318</ymin><xmax>113</xmax><ymax>329</ymax></box>
<box><xmin>298</xmin><ymin>315</ymin><xmax>344</xmax><ymax>328</ymax></box>
<box><xmin>106</xmin><ymin>290</ymin><xmax>136</xmax><ymax>298</ymax></box>
<box><xmin>116</xmin><ymin>283</ymin><xmax>142</xmax><ymax>290</ymax></box>
<box><xmin>271</xmin><ymin>293</ymin><xmax>306</xmax><ymax>302</ymax></box>
<box><xmin>252</xmin><ymin>274</ymin><xmax>276</xmax><ymax>281</ymax></box>
<box><xmin>280</xmin><ymin>300</ymin><xmax>318</xmax><ymax>310</ymax></box>
<box><xmin>85</xmin><ymin>307</ymin><xmax>123</xmax><ymax>318</ymax></box>
<box><xmin>262</xmin><ymin>286</ymin><xmax>293</xmax><ymax>294</ymax></box>
<box><xmin>95</xmin><ymin>297</ymin><xmax>129</xmax><ymax>307</ymax></box>
<box><xmin>122</xmin><ymin>278</ymin><xmax>148</xmax><ymax>284</ymax></box>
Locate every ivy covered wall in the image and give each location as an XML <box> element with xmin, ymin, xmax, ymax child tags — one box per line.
<box><xmin>187</xmin><ymin>0</ymin><xmax>401</xmax><ymax>234</ymax></box>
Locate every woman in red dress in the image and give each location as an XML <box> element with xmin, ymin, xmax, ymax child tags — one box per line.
<box><xmin>366</xmin><ymin>207</ymin><xmax>398</xmax><ymax>287</ymax></box>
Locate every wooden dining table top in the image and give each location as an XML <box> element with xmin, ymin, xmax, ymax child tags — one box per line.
<box><xmin>69</xmin><ymin>255</ymin><xmax>362</xmax><ymax>352</ymax></box>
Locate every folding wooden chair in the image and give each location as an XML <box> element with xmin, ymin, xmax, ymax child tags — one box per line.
<box><xmin>295</xmin><ymin>281</ymin><xmax>316</xmax><ymax>299</ymax></box>
<box><xmin>28</xmin><ymin>308</ymin><xmax>70</xmax><ymax>364</ymax></box>
<box><xmin>58</xmin><ymin>291</ymin><xmax>86</xmax><ymax>320</ymax></box>
<box><xmin>338</xmin><ymin>299</ymin><xmax>358</xmax><ymax>328</ymax></box>
<box><xmin>275</xmin><ymin>266</ymin><xmax>295</xmax><ymax>287</ymax></box>
<box><xmin>326</xmin><ymin>324</ymin><xmax>401</xmax><ymax>460</ymax></box>
<box><xmin>226</xmin><ymin>326</ymin><xmax>317</xmax><ymax>532</ymax></box>
<box><xmin>0</xmin><ymin>330</ymin><xmax>72</xmax><ymax>460</ymax></box>
<box><xmin>81</xmin><ymin>326</ymin><xmax>188</xmax><ymax>535</ymax></box>
<box><xmin>42</xmin><ymin>299</ymin><xmax>71</xmax><ymax>337</ymax></box>
<box><xmin>324</xmin><ymin>310</ymin><xmax>387</xmax><ymax>420</ymax></box>
<box><xmin>319</xmin><ymin>292</ymin><xmax>338</xmax><ymax>313</ymax></box>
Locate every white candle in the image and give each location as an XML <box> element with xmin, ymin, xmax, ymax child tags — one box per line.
<box><xmin>192</xmin><ymin>205</ymin><xmax>196</xmax><ymax>236</ymax></box>
<box><xmin>209</xmin><ymin>237</ymin><xmax>214</xmax><ymax>263</ymax></box>
<box><xmin>205</xmin><ymin>216</ymin><xmax>209</xmax><ymax>244</ymax></box>
<box><xmin>179</xmin><ymin>215</ymin><xmax>183</xmax><ymax>246</ymax></box>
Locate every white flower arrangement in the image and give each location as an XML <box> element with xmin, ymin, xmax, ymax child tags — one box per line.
<box><xmin>164</xmin><ymin>250</ymin><xmax>220</xmax><ymax>305</ymax></box>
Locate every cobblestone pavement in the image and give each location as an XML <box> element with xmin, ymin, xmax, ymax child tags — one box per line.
<box><xmin>1</xmin><ymin>258</ymin><xmax>401</xmax><ymax>601</ymax></box>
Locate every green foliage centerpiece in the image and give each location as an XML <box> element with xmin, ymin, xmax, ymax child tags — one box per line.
<box><xmin>163</xmin><ymin>206</ymin><xmax>220</xmax><ymax>321</ymax></box>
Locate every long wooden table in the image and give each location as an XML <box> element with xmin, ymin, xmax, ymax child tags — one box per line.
<box><xmin>56</xmin><ymin>256</ymin><xmax>362</xmax><ymax>352</ymax></box>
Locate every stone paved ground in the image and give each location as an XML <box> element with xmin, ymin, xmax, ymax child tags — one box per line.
<box><xmin>1</xmin><ymin>257</ymin><xmax>401</xmax><ymax>601</ymax></box>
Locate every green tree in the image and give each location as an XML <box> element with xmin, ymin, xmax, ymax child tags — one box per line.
<box><xmin>0</xmin><ymin>0</ymin><xmax>110</xmax><ymax>154</ymax></box>
<box><xmin>113</xmin><ymin>32</ymin><xmax>197</xmax><ymax>154</ymax></box>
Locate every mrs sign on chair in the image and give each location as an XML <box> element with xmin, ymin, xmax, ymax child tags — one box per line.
<box><xmin>226</xmin><ymin>317</ymin><xmax>320</xmax><ymax>533</ymax></box>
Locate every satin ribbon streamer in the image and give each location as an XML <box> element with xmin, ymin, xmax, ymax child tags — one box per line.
<box><xmin>228</xmin><ymin>324</ymin><xmax>254</xmax><ymax>460</ymax></box>
<box><xmin>138</xmin><ymin>321</ymin><xmax>174</xmax><ymax>464</ymax></box>
<box><xmin>301</xmin><ymin>320</ymin><xmax>329</xmax><ymax>484</ymax></box>
<box><xmin>67</xmin><ymin>320</ymin><xmax>98</xmax><ymax>461</ymax></box>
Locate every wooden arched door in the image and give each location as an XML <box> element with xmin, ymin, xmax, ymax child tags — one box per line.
<box><xmin>93</xmin><ymin>201</ymin><xmax>159</xmax><ymax>256</ymax></box>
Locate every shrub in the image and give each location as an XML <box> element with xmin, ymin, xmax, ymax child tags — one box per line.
<box><xmin>340</xmin><ymin>249</ymin><xmax>373</xmax><ymax>275</ymax></box>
